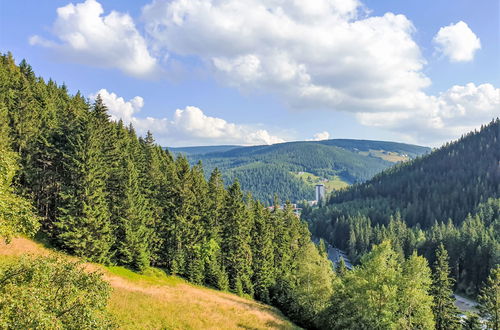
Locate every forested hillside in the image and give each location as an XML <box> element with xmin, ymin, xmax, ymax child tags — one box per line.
<box><xmin>0</xmin><ymin>53</ymin><xmax>336</xmax><ymax>328</ymax></box>
<box><xmin>169</xmin><ymin>139</ymin><xmax>430</xmax><ymax>203</ymax></box>
<box><xmin>305</xmin><ymin>120</ymin><xmax>500</xmax><ymax>295</ymax></box>
<box><xmin>3</xmin><ymin>53</ymin><xmax>500</xmax><ymax>329</ymax></box>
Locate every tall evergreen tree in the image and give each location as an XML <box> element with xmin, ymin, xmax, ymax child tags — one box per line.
<box><xmin>431</xmin><ymin>244</ymin><xmax>461</xmax><ymax>330</ymax></box>
<box><xmin>203</xmin><ymin>168</ymin><xmax>228</xmax><ymax>290</ymax></box>
<box><xmin>479</xmin><ymin>266</ymin><xmax>500</xmax><ymax>330</ymax></box>
<box><xmin>221</xmin><ymin>180</ymin><xmax>253</xmax><ymax>296</ymax></box>
<box><xmin>55</xmin><ymin>98</ymin><xmax>113</xmax><ymax>263</ymax></box>
<box><xmin>251</xmin><ymin>200</ymin><xmax>275</xmax><ymax>303</ymax></box>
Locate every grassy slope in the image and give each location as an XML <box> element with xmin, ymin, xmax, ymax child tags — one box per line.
<box><xmin>291</xmin><ymin>171</ymin><xmax>349</xmax><ymax>192</ymax></box>
<box><xmin>0</xmin><ymin>238</ymin><xmax>299</xmax><ymax>330</ymax></box>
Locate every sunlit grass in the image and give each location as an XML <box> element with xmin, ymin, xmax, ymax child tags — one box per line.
<box><xmin>1</xmin><ymin>238</ymin><xmax>299</xmax><ymax>330</ymax></box>
<box><xmin>291</xmin><ymin>171</ymin><xmax>349</xmax><ymax>192</ymax></box>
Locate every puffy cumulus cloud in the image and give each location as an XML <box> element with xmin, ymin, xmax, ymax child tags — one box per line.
<box><xmin>433</xmin><ymin>21</ymin><xmax>481</xmax><ymax>62</ymax></box>
<box><xmin>141</xmin><ymin>0</ymin><xmax>429</xmax><ymax>111</ymax></box>
<box><xmin>356</xmin><ymin>83</ymin><xmax>500</xmax><ymax>145</ymax></box>
<box><xmin>30</xmin><ymin>0</ymin><xmax>159</xmax><ymax>78</ymax></box>
<box><xmin>310</xmin><ymin>131</ymin><xmax>331</xmax><ymax>141</ymax></box>
<box><xmin>91</xmin><ymin>89</ymin><xmax>285</xmax><ymax>146</ymax></box>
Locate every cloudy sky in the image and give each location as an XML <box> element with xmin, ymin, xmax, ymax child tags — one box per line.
<box><xmin>1</xmin><ymin>0</ymin><xmax>498</xmax><ymax>147</ymax></box>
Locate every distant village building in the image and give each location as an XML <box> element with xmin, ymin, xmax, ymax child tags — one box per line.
<box><xmin>315</xmin><ymin>184</ymin><xmax>326</xmax><ymax>202</ymax></box>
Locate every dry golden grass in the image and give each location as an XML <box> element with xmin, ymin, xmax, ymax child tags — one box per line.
<box><xmin>0</xmin><ymin>238</ymin><xmax>299</xmax><ymax>330</ymax></box>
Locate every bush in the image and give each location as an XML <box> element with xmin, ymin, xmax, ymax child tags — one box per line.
<box><xmin>0</xmin><ymin>255</ymin><xmax>115</xmax><ymax>329</ymax></box>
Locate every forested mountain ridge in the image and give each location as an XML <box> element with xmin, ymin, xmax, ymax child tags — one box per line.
<box><xmin>2</xmin><ymin>53</ymin><xmax>500</xmax><ymax>330</ymax></box>
<box><xmin>305</xmin><ymin>119</ymin><xmax>500</xmax><ymax>295</ymax></box>
<box><xmin>168</xmin><ymin>139</ymin><xmax>430</xmax><ymax>203</ymax></box>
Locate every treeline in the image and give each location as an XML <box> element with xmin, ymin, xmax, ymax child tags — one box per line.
<box><xmin>223</xmin><ymin>163</ymin><xmax>314</xmax><ymax>203</ymax></box>
<box><xmin>307</xmin><ymin>198</ymin><xmax>499</xmax><ymax>295</ymax></box>
<box><xmin>326</xmin><ymin>119</ymin><xmax>499</xmax><ymax>228</ymax></box>
<box><xmin>305</xmin><ymin>120</ymin><xmax>500</xmax><ymax>295</ymax></box>
<box><xmin>186</xmin><ymin>138</ymin><xmax>426</xmax><ymax>203</ymax></box>
<box><xmin>0</xmin><ymin>53</ymin><xmax>335</xmax><ymax>328</ymax></box>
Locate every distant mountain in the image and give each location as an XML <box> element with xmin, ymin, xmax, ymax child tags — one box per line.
<box><xmin>166</xmin><ymin>139</ymin><xmax>430</xmax><ymax>204</ymax></box>
<box><xmin>168</xmin><ymin>145</ymin><xmax>241</xmax><ymax>156</ymax></box>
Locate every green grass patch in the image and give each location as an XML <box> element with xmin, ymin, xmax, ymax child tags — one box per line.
<box><xmin>358</xmin><ymin>149</ymin><xmax>409</xmax><ymax>163</ymax></box>
<box><xmin>291</xmin><ymin>171</ymin><xmax>349</xmax><ymax>192</ymax></box>
<box><xmin>105</xmin><ymin>265</ymin><xmax>185</xmax><ymax>287</ymax></box>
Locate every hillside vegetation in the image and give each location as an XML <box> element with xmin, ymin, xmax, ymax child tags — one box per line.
<box><xmin>2</xmin><ymin>53</ymin><xmax>499</xmax><ymax>329</ymax></box>
<box><xmin>0</xmin><ymin>53</ymin><xmax>334</xmax><ymax>329</ymax></box>
<box><xmin>169</xmin><ymin>140</ymin><xmax>430</xmax><ymax>203</ymax></box>
<box><xmin>305</xmin><ymin>119</ymin><xmax>500</xmax><ymax>295</ymax></box>
<box><xmin>0</xmin><ymin>238</ymin><xmax>299</xmax><ymax>330</ymax></box>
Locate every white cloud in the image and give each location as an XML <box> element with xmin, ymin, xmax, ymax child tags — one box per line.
<box><xmin>32</xmin><ymin>0</ymin><xmax>497</xmax><ymax>145</ymax></box>
<box><xmin>141</xmin><ymin>0</ymin><xmax>429</xmax><ymax>111</ymax></box>
<box><xmin>356</xmin><ymin>83</ymin><xmax>500</xmax><ymax>145</ymax></box>
<box><xmin>433</xmin><ymin>21</ymin><xmax>481</xmax><ymax>62</ymax></box>
<box><xmin>311</xmin><ymin>131</ymin><xmax>331</xmax><ymax>141</ymax></box>
<box><xmin>91</xmin><ymin>89</ymin><xmax>285</xmax><ymax>146</ymax></box>
<box><xmin>30</xmin><ymin>0</ymin><xmax>159</xmax><ymax>78</ymax></box>
<box><xmin>140</xmin><ymin>0</ymin><xmax>498</xmax><ymax>144</ymax></box>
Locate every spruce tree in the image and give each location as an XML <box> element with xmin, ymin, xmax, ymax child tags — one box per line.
<box><xmin>431</xmin><ymin>244</ymin><xmax>461</xmax><ymax>330</ymax></box>
<box><xmin>251</xmin><ymin>200</ymin><xmax>274</xmax><ymax>302</ymax></box>
<box><xmin>462</xmin><ymin>313</ymin><xmax>482</xmax><ymax>330</ymax></box>
<box><xmin>221</xmin><ymin>180</ymin><xmax>253</xmax><ymax>296</ymax></box>
<box><xmin>478</xmin><ymin>266</ymin><xmax>500</xmax><ymax>330</ymax></box>
<box><xmin>203</xmin><ymin>168</ymin><xmax>228</xmax><ymax>290</ymax></box>
<box><xmin>55</xmin><ymin>99</ymin><xmax>113</xmax><ymax>263</ymax></box>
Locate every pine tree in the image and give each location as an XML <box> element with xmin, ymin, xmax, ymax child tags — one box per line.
<box><xmin>431</xmin><ymin>244</ymin><xmax>461</xmax><ymax>330</ymax></box>
<box><xmin>336</xmin><ymin>257</ymin><xmax>348</xmax><ymax>277</ymax></box>
<box><xmin>221</xmin><ymin>180</ymin><xmax>253</xmax><ymax>296</ymax></box>
<box><xmin>462</xmin><ymin>313</ymin><xmax>482</xmax><ymax>330</ymax></box>
<box><xmin>55</xmin><ymin>99</ymin><xmax>113</xmax><ymax>263</ymax></box>
<box><xmin>203</xmin><ymin>168</ymin><xmax>228</xmax><ymax>290</ymax></box>
<box><xmin>478</xmin><ymin>266</ymin><xmax>500</xmax><ymax>330</ymax></box>
<box><xmin>251</xmin><ymin>200</ymin><xmax>274</xmax><ymax>302</ymax></box>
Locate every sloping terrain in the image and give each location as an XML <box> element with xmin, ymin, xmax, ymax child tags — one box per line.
<box><xmin>167</xmin><ymin>139</ymin><xmax>430</xmax><ymax>203</ymax></box>
<box><xmin>0</xmin><ymin>238</ymin><xmax>299</xmax><ymax>330</ymax></box>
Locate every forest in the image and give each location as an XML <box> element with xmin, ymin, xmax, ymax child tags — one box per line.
<box><xmin>305</xmin><ymin>119</ymin><xmax>500</xmax><ymax>295</ymax></box>
<box><xmin>1</xmin><ymin>53</ymin><xmax>499</xmax><ymax>329</ymax></box>
<box><xmin>170</xmin><ymin>139</ymin><xmax>429</xmax><ymax>203</ymax></box>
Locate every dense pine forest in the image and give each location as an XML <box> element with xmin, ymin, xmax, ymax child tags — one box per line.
<box><xmin>1</xmin><ymin>53</ymin><xmax>499</xmax><ymax>329</ymax></box>
<box><xmin>0</xmin><ymin>53</ymin><xmax>335</xmax><ymax>328</ymax></box>
<box><xmin>170</xmin><ymin>139</ymin><xmax>429</xmax><ymax>203</ymax></box>
<box><xmin>305</xmin><ymin>120</ymin><xmax>500</xmax><ymax>295</ymax></box>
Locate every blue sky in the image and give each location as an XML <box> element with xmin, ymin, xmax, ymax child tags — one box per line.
<box><xmin>1</xmin><ymin>0</ymin><xmax>498</xmax><ymax>147</ymax></box>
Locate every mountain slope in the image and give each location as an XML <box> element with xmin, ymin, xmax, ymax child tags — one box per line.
<box><xmin>322</xmin><ymin>119</ymin><xmax>500</xmax><ymax>228</ymax></box>
<box><xmin>168</xmin><ymin>140</ymin><xmax>430</xmax><ymax>203</ymax></box>
<box><xmin>0</xmin><ymin>238</ymin><xmax>299</xmax><ymax>330</ymax></box>
<box><xmin>304</xmin><ymin>120</ymin><xmax>499</xmax><ymax>295</ymax></box>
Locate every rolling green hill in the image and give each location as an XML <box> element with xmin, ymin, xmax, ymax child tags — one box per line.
<box><xmin>167</xmin><ymin>140</ymin><xmax>430</xmax><ymax>204</ymax></box>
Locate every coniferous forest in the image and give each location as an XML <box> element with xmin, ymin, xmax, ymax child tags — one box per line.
<box><xmin>1</xmin><ymin>53</ymin><xmax>500</xmax><ymax>329</ymax></box>
<box><xmin>306</xmin><ymin>119</ymin><xmax>500</xmax><ymax>295</ymax></box>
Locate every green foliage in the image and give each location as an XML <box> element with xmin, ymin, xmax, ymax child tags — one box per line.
<box><xmin>321</xmin><ymin>241</ymin><xmax>434</xmax><ymax>329</ymax></box>
<box><xmin>0</xmin><ymin>54</ymin><xmax>338</xmax><ymax>328</ymax></box>
<box><xmin>0</xmin><ymin>256</ymin><xmax>115</xmax><ymax>329</ymax></box>
<box><xmin>307</xmin><ymin>121</ymin><xmax>500</xmax><ymax>294</ymax></box>
<box><xmin>431</xmin><ymin>244</ymin><xmax>461</xmax><ymax>330</ymax></box>
<box><xmin>0</xmin><ymin>102</ymin><xmax>39</xmax><ymax>241</ymax></box>
<box><xmin>478</xmin><ymin>266</ymin><xmax>500</xmax><ymax>330</ymax></box>
<box><xmin>462</xmin><ymin>313</ymin><xmax>482</xmax><ymax>330</ymax></box>
<box><xmin>171</xmin><ymin>139</ymin><xmax>429</xmax><ymax>204</ymax></box>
